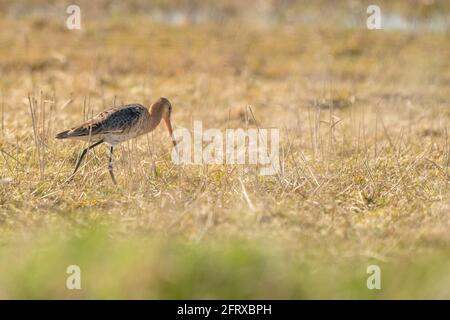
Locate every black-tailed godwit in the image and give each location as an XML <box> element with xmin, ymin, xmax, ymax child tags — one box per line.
<box><xmin>56</xmin><ymin>97</ymin><xmax>175</xmax><ymax>184</ymax></box>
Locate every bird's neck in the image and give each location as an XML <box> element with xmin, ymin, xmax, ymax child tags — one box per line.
<box><xmin>146</xmin><ymin>104</ymin><xmax>163</xmax><ymax>132</ymax></box>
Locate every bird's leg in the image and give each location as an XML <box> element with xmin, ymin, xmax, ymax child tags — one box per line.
<box><xmin>69</xmin><ymin>139</ymin><xmax>104</xmax><ymax>180</ymax></box>
<box><xmin>108</xmin><ymin>145</ymin><xmax>117</xmax><ymax>185</ymax></box>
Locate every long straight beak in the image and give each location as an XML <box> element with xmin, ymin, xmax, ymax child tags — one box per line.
<box><xmin>164</xmin><ymin>117</ymin><xmax>177</xmax><ymax>147</ymax></box>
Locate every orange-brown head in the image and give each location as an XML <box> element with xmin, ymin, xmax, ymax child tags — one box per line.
<box><xmin>150</xmin><ymin>97</ymin><xmax>176</xmax><ymax>146</ymax></box>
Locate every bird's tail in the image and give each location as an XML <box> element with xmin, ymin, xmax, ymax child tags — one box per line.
<box><xmin>55</xmin><ymin>130</ymin><xmax>70</xmax><ymax>139</ymax></box>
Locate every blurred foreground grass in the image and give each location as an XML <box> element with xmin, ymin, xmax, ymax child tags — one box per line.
<box><xmin>0</xmin><ymin>225</ymin><xmax>449</xmax><ymax>299</ymax></box>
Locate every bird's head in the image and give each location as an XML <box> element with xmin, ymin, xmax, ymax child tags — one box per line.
<box><xmin>151</xmin><ymin>97</ymin><xmax>176</xmax><ymax>147</ymax></box>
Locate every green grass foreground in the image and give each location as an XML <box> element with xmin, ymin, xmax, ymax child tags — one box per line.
<box><xmin>0</xmin><ymin>225</ymin><xmax>449</xmax><ymax>299</ymax></box>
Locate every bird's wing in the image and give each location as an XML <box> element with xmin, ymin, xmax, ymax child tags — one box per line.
<box><xmin>65</xmin><ymin>104</ymin><xmax>147</xmax><ymax>138</ymax></box>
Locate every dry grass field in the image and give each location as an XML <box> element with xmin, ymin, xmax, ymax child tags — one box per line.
<box><xmin>0</xmin><ymin>0</ymin><xmax>449</xmax><ymax>299</ymax></box>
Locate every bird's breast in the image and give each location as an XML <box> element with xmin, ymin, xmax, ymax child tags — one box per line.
<box><xmin>103</xmin><ymin>125</ymin><xmax>147</xmax><ymax>145</ymax></box>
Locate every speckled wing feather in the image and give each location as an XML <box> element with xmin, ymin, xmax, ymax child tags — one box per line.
<box><xmin>56</xmin><ymin>104</ymin><xmax>147</xmax><ymax>139</ymax></box>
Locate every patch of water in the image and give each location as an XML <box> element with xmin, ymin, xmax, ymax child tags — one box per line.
<box><xmin>150</xmin><ymin>8</ymin><xmax>449</xmax><ymax>33</ymax></box>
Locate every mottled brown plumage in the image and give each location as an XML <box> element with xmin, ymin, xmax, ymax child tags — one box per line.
<box><xmin>56</xmin><ymin>97</ymin><xmax>175</xmax><ymax>184</ymax></box>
